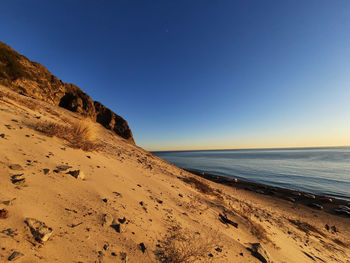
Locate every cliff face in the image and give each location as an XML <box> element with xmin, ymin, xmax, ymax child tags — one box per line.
<box><xmin>0</xmin><ymin>41</ymin><xmax>134</xmax><ymax>143</ymax></box>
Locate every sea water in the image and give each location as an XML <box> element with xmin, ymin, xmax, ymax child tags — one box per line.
<box><xmin>153</xmin><ymin>147</ymin><xmax>350</xmax><ymax>200</ymax></box>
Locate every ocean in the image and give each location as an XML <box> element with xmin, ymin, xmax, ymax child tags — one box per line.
<box><xmin>153</xmin><ymin>147</ymin><xmax>350</xmax><ymax>201</ymax></box>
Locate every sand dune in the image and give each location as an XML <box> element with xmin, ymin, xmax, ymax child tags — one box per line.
<box><xmin>0</xmin><ymin>85</ymin><xmax>349</xmax><ymax>262</ymax></box>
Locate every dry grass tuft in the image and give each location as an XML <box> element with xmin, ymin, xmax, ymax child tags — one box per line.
<box><xmin>155</xmin><ymin>223</ymin><xmax>220</xmax><ymax>263</ymax></box>
<box><xmin>181</xmin><ymin>176</ymin><xmax>217</xmax><ymax>196</ymax></box>
<box><xmin>249</xmin><ymin>221</ymin><xmax>271</xmax><ymax>242</ymax></box>
<box><xmin>289</xmin><ymin>219</ymin><xmax>326</xmax><ymax>238</ymax></box>
<box><xmin>0</xmin><ymin>89</ymin><xmax>39</xmax><ymax>111</ymax></box>
<box><xmin>35</xmin><ymin>119</ymin><xmax>101</xmax><ymax>151</ymax></box>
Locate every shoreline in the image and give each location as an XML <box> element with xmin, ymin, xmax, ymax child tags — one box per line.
<box><xmin>186</xmin><ymin>169</ymin><xmax>350</xmax><ymax>217</ymax></box>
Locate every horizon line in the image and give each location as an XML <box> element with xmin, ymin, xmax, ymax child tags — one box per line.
<box><xmin>149</xmin><ymin>145</ymin><xmax>350</xmax><ymax>152</ymax></box>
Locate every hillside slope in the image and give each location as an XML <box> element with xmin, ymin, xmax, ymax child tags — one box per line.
<box><xmin>0</xmin><ymin>86</ymin><xmax>349</xmax><ymax>263</ymax></box>
<box><xmin>0</xmin><ymin>41</ymin><xmax>134</xmax><ymax>143</ymax></box>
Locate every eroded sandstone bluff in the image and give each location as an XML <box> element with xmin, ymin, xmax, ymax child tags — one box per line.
<box><xmin>0</xmin><ymin>41</ymin><xmax>134</xmax><ymax>143</ymax></box>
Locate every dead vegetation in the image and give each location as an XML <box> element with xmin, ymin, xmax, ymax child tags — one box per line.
<box><xmin>155</xmin><ymin>223</ymin><xmax>220</xmax><ymax>263</ymax></box>
<box><xmin>35</xmin><ymin>119</ymin><xmax>101</xmax><ymax>151</ymax></box>
<box><xmin>0</xmin><ymin>89</ymin><xmax>40</xmax><ymax>111</ymax></box>
<box><xmin>288</xmin><ymin>219</ymin><xmax>326</xmax><ymax>238</ymax></box>
<box><xmin>181</xmin><ymin>176</ymin><xmax>218</xmax><ymax>197</ymax></box>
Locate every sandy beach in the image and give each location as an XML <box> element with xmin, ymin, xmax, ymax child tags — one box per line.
<box><xmin>0</xmin><ymin>85</ymin><xmax>349</xmax><ymax>262</ymax></box>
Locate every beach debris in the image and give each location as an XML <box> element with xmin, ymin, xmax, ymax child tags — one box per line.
<box><xmin>0</xmin><ymin>208</ymin><xmax>9</xmax><ymax>219</ymax></box>
<box><xmin>8</xmin><ymin>251</ymin><xmax>24</xmax><ymax>261</ymax></box>
<box><xmin>219</xmin><ymin>213</ymin><xmax>238</xmax><ymax>228</ymax></box>
<box><xmin>247</xmin><ymin>243</ymin><xmax>271</xmax><ymax>263</ymax></box>
<box><xmin>66</xmin><ymin>170</ymin><xmax>85</xmax><ymax>179</ymax></box>
<box><xmin>308</xmin><ymin>203</ymin><xmax>323</xmax><ymax>210</ymax></box>
<box><xmin>138</xmin><ymin>243</ymin><xmax>146</xmax><ymax>253</ymax></box>
<box><xmin>25</xmin><ymin>218</ymin><xmax>53</xmax><ymax>242</ymax></box>
<box><xmin>9</xmin><ymin>164</ymin><xmax>23</xmax><ymax>171</ymax></box>
<box><xmin>11</xmin><ymin>174</ymin><xmax>25</xmax><ymax>185</ymax></box>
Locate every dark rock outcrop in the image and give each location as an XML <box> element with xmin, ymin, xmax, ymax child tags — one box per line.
<box><xmin>0</xmin><ymin>41</ymin><xmax>134</xmax><ymax>143</ymax></box>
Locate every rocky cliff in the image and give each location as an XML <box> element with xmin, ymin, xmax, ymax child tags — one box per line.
<box><xmin>0</xmin><ymin>41</ymin><xmax>134</xmax><ymax>143</ymax></box>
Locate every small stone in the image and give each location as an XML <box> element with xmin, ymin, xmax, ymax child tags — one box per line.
<box><xmin>118</xmin><ymin>217</ymin><xmax>126</xmax><ymax>224</ymax></box>
<box><xmin>43</xmin><ymin>169</ymin><xmax>50</xmax><ymax>175</ymax></box>
<box><xmin>103</xmin><ymin>244</ymin><xmax>109</xmax><ymax>250</ymax></box>
<box><xmin>9</xmin><ymin>164</ymin><xmax>23</xmax><ymax>171</ymax></box>
<box><xmin>178</xmin><ymin>193</ymin><xmax>183</xmax><ymax>198</ymax></box>
<box><xmin>54</xmin><ymin>165</ymin><xmax>72</xmax><ymax>173</ymax></box>
<box><xmin>110</xmin><ymin>224</ymin><xmax>121</xmax><ymax>233</ymax></box>
<box><xmin>25</xmin><ymin>218</ymin><xmax>53</xmax><ymax>242</ymax></box>
<box><xmin>0</xmin><ymin>209</ymin><xmax>9</xmax><ymax>219</ymax></box>
<box><xmin>8</xmin><ymin>251</ymin><xmax>24</xmax><ymax>261</ymax></box>
<box><xmin>138</xmin><ymin>243</ymin><xmax>146</xmax><ymax>253</ymax></box>
<box><xmin>11</xmin><ymin>174</ymin><xmax>25</xmax><ymax>185</ymax></box>
<box><xmin>66</xmin><ymin>170</ymin><xmax>85</xmax><ymax>179</ymax></box>
<box><xmin>285</xmin><ymin>197</ymin><xmax>296</xmax><ymax>202</ymax></box>
<box><xmin>303</xmin><ymin>193</ymin><xmax>316</xmax><ymax>199</ymax></box>
<box><xmin>102</xmin><ymin>198</ymin><xmax>108</xmax><ymax>203</ymax></box>
<box><xmin>215</xmin><ymin>247</ymin><xmax>222</xmax><ymax>252</ymax></box>
<box><xmin>208</xmin><ymin>253</ymin><xmax>213</xmax><ymax>257</ymax></box>
<box><xmin>0</xmin><ymin>133</ymin><xmax>5</xmax><ymax>138</ymax></box>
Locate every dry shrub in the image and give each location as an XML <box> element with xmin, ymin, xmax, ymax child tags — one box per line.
<box><xmin>181</xmin><ymin>176</ymin><xmax>217</xmax><ymax>196</ymax></box>
<box><xmin>0</xmin><ymin>88</ymin><xmax>39</xmax><ymax>111</ymax></box>
<box><xmin>250</xmin><ymin>221</ymin><xmax>270</xmax><ymax>242</ymax></box>
<box><xmin>35</xmin><ymin>119</ymin><xmax>101</xmax><ymax>151</ymax></box>
<box><xmin>155</xmin><ymin>224</ymin><xmax>220</xmax><ymax>263</ymax></box>
<box><xmin>288</xmin><ymin>219</ymin><xmax>326</xmax><ymax>238</ymax></box>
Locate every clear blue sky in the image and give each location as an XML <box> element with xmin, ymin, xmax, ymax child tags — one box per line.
<box><xmin>1</xmin><ymin>0</ymin><xmax>350</xmax><ymax>150</ymax></box>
